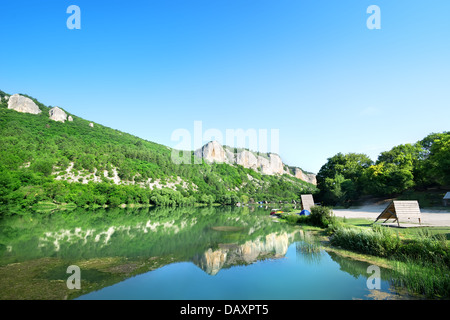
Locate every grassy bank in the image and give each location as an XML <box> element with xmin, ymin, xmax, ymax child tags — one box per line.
<box><xmin>279</xmin><ymin>206</ymin><xmax>450</xmax><ymax>299</ymax></box>
<box><xmin>329</xmin><ymin>225</ymin><xmax>449</xmax><ymax>298</ymax></box>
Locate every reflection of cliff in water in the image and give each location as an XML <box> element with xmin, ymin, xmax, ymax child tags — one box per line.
<box><xmin>192</xmin><ymin>231</ymin><xmax>299</xmax><ymax>275</ymax></box>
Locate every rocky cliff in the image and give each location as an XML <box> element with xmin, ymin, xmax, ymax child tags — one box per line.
<box><xmin>195</xmin><ymin>141</ymin><xmax>316</xmax><ymax>185</ymax></box>
<box><xmin>293</xmin><ymin>167</ymin><xmax>317</xmax><ymax>185</ymax></box>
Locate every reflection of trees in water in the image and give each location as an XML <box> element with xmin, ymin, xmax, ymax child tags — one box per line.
<box><xmin>326</xmin><ymin>251</ymin><xmax>392</xmax><ymax>281</ymax></box>
<box><xmin>295</xmin><ymin>231</ymin><xmax>324</xmax><ymax>265</ymax></box>
<box><xmin>0</xmin><ymin>206</ymin><xmax>294</xmax><ymax>265</ymax></box>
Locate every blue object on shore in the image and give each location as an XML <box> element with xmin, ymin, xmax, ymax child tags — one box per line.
<box><xmin>299</xmin><ymin>210</ymin><xmax>311</xmax><ymax>216</ymax></box>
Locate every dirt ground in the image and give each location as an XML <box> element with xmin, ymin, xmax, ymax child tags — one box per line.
<box><xmin>332</xmin><ymin>203</ymin><xmax>450</xmax><ymax>227</ymax></box>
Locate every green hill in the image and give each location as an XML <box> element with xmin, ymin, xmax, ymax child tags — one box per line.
<box><xmin>0</xmin><ymin>90</ymin><xmax>316</xmax><ymax>212</ymax></box>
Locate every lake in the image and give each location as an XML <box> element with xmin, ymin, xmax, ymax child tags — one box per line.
<box><xmin>0</xmin><ymin>206</ymin><xmax>405</xmax><ymax>300</ymax></box>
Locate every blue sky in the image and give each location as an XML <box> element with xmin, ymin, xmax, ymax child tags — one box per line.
<box><xmin>1</xmin><ymin>0</ymin><xmax>449</xmax><ymax>173</ymax></box>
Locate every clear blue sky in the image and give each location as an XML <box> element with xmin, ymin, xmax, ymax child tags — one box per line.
<box><xmin>1</xmin><ymin>1</ymin><xmax>449</xmax><ymax>173</ymax></box>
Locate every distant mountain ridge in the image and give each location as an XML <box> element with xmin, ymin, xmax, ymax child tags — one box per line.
<box><xmin>2</xmin><ymin>90</ymin><xmax>317</xmax><ymax>185</ymax></box>
<box><xmin>0</xmin><ymin>89</ymin><xmax>317</xmax><ymax>208</ymax></box>
<box><xmin>195</xmin><ymin>141</ymin><xmax>316</xmax><ymax>185</ymax></box>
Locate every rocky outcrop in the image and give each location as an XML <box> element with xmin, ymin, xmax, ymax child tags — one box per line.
<box><xmin>293</xmin><ymin>168</ymin><xmax>317</xmax><ymax>185</ymax></box>
<box><xmin>236</xmin><ymin>150</ymin><xmax>258</xmax><ymax>169</ymax></box>
<box><xmin>68</xmin><ymin>116</ymin><xmax>73</xmax><ymax>122</ymax></box>
<box><xmin>195</xmin><ymin>141</ymin><xmax>317</xmax><ymax>184</ymax></box>
<box><xmin>7</xmin><ymin>94</ymin><xmax>41</xmax><ymax>114</ymax></box>
<box><xmin>49</xmin><ymin>107</ymin><xmax>68</xmax><ymax>123</ymax></box>
<box><xmin>89</xmin><ymin>122</ymin><xmax>94</xmax><ymax>128</ymax></box>
<box><xmin>268</xmin><ymin>153</ymin><xmax>284</xmax><ymax>175</ymax></box>
<box><xmin>194</xmin><ymin>140</ymin><xmax>229</xmax><ymax>163</ymax></box>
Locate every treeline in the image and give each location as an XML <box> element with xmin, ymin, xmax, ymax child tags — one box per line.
<box><xmin>316</xmin><ymin>131</ymin><xmax>450</xmax><ymax>206</ymax></box>
<box><xmin>0</xmin><ymin>91</ymin><xmax>316</xmax><ymax>212</ymax></box>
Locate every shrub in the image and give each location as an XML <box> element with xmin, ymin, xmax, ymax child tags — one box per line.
<box><xmin>31</xmin><ymin>158</ymin><xmax>54</xmax><ymax>177</ymax></box>
<box><xmin>284</xmin><ymin>214</ymin><xmax>309</xmax><ymax>225</ymax></box>
<box><xmin>309</xmin><ymin>205</ymin><xmax>335</xmax><ymax>228</ymax></box>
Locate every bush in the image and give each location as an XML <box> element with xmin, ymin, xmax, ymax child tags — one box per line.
<box><xmin>284</xmin><ymin>214</ymin><xmax>309</xmax><ymax>225</ymax></box>
<box><xmin>309</xmin><ymin>205</ymin><xmax>335</xmax><ymax>228</ymax></box>
<box><xmin>329</xmin><ymin>225</ymin><xmax>401</xmax><ymax>257</ymax></box>
<box><xmin>31</xmin><ymin>158</ymin><xmax>54</xmax><ymax>177</ymax></box>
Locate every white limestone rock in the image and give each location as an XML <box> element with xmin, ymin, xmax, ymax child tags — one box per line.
<box><xmin>7</xmin><ymin>94</ymin><xmax>41</xmax><ymax>114</ymax></box>
<box><xmin>194</xmin><ymin>141</ymin><xmax>229</xmax><ymax>163</ymax></box>
<box><xmin>49</xmin><ymin>106</ymin><xmax>68</xmax><ymax>123</ymax></box>
<box><xmin>236</xmin><ymin>150</ymin><xmax>258</xmax><ymax>170</ymax></box>
<box><xmin>194</xmin><ymin>140</ymin><xmax>317</xmax><ymax>184</ymax></box>
<box><xmin>294</xmin><ymin>167</ymin><xmax>317</xmax><ymax>185</ymax></box>
<box><xmin>256</xmin><ymin>156</ymin><xmax>272</xmax><ymax>175</ymax></box>
<box><xmin>268</xmin><ymin>154</ymin><xmax>284</xmax><ymax>175</ymax></box>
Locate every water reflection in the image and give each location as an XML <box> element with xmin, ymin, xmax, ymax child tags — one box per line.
<box><xmin>0</xmin><ymin>206</ymin><xmax>293</xmax><ymax>267</ymax></box>
<box><xmin>0</xmin><ymin>206</ymin><xmax>402</xmax><ymax>300</ymax></box>
<box><xmin>193</xmin><ymin>231</ymin><xmax>298</xmax><ymax>275</ymax></box>
<box><xmin>295</xmin><ymin>231</ymin><xmax>324</xmax><ymax>265</ymax></box>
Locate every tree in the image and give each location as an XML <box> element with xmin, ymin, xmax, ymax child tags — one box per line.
<box><xmin>317</xmin><ymin>153</ymin><xmax>373</xmax><ymax>205</ymax></box>
<box><xmin>361</xmin><ymin>163</ymin><xmax>414</xmax><ymax>196</ymax></box>
<box><xmin>424</xmin><ymin>133</ymin><xmax>450</xmax><ymax>186</ymax></box>
<box><xmin>31</xmin><ymin>158</ymin><xmax>54</xmax><ymax>177</ymax></box>
<box><xmin>361</xmin><ymin>143</ymin><xmax>421</xmax><ymax>196</ymax></box>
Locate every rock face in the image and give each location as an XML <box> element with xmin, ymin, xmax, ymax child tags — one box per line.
<box><xmin>236</xmin><ymin>150</ymin><xmax>258</xmax><ymax>169</ymax></box>
<box><xmin>293</xmin><ymin>167</ymin><xmax>317</xmax><ymax>185</ymax></box>
<box><xmin>49</xmin><ymin>107</ymin><xmax>68</xmax><ymax>123</ymax></box>
<box><xmin>194</xmin><ymin>141</ymin><xmax>317</xmax><ymax>184</ymax></box>
<box><xmin>68</xmin><ymin>116</ymin><xmax>73</xmax><ymax>122</ymax></box>
<box><xmin>7</xmin><ymin>94</ymin><xmax>41</xmax><ymax>114</ymax></box>
<box><xmin>194</xmin><ymin>140</ymin><xmax>228</xmax><ymax>163</ymax></box>
<box><xmin>89</xmin><ymin>123</ymin><xmax>94</xmax><ymax>128</ymax></box>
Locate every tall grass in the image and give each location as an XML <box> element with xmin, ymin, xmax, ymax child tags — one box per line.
<box><xmin>329</xmin><ymin>225</ymin><xmax>401</xmax><ymax>257</ymax></box>
<box><xmin>329</xmin><ymin>225</ymin><xmax>450</xmax><ymax>298</ymax></box>
<box><xmin>283</xmin><ymin>214</ymin><xmax>310</xmax><ymax>225</ymax></box>
<box><xmin>295</xmin><ymin>232</ymin><xmax>323</xmax><ymax>264</ymax></box>
<box><xmin>397</xmin><ymin>229</ymin><xmax>449</xmax><ymax>265</ymax></box>
<box><xmin>391</xmin><ymin>258</ymin><xmax>450</xmax><ymax>299</ymax></box>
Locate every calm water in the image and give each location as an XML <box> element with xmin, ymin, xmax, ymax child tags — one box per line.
<box><xmin>0</xmin><ymin>206</ymin><xmax>402</xmax><ymax>300</ymax></box>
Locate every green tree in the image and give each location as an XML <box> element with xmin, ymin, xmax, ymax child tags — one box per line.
<box><xmin>424</xmin><ymin>133</ymin><xmax>450</xmax><ymax>186</ymax></box>
<box><xmin>31</xmin><ymin>158</ymin><xmax>54</xmax><ymax>177</ymax></box>
<box><xmin>317</xmin><ymin>153</ymin><xmax>373</xmax><ymax>205</ymax></box>
<box><xmin>361</xmin><ymin>143</ymin><xmax>421</xmax><ymax>196</ymax></box>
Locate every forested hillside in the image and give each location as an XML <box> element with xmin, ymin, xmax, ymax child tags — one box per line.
<box><xmin>316</xmin><ymin>131</ymin><xmax>450</xmax><ymax>206</ymax></box>
<box><xmin>0</xmin><ymin>90</ymin><xmax>316</xmax><ymax>212</ymax></box>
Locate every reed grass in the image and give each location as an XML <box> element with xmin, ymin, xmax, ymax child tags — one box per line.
<box><xmin>391</xmin><ymin>258</ymin><xmax>450</xmax><ymax>299</ymax></box>
<box><xmin>329</xmin><ymin>225</ymin><xmax>401</xmax><ymax>257</ymax></box>
<box><xmin>329</xmin><ymin>224</ymin><xmax>450</xmax><ymax>298</ymax></box>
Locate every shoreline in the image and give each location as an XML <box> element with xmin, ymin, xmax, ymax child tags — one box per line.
<box><xmin>332</xmin><ymin>204</ymin><xmax>450</xmax><ymax>227</ymax></box>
